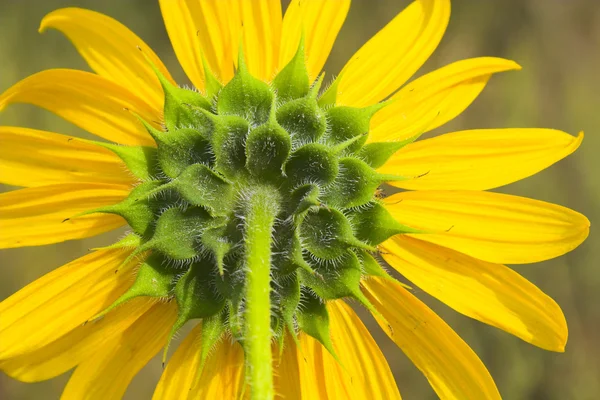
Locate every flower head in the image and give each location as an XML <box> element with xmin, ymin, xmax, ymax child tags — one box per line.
<box><xmin>0</xmin><ymin>1</ymin><xmax>589</xmax><ymax>399</ymax></box>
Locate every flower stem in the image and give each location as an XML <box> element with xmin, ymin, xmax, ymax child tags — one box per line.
<box><xmin>244</xmin><ymin>187</ymin><xmax>279</xmax><ymax>400</ymax></box>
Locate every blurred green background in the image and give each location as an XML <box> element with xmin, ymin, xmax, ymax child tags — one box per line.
<box><xmin>1</xmin><ymin>0</ymin><xmax>598</xmax><ymax>399</ymax></box>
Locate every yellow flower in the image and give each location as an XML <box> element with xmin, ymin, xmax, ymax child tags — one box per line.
<box><xmin>0</xmin><ymin>1</ymin><xmax>589</xmax><ymax>399</ymax></box>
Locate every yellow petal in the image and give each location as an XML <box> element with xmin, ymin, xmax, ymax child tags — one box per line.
<box><xmin>153</xmin><ymin>323</ymin><xmax>202</xmax><ymax>400</ymax></box>
<box><xmin>273</xmin><ymin>336</ymin><xmax>302</xmax><ymax>400</ymax></box>
<box><xmin>363</xmin><ymin>277</ymin><xmax>501</xmax><ymax>400</ymax></box>
<box><xmin>381</xmin><ymin>129</ymin><xmax>584</xmax><ymax>190</ymax></box>
<box><xmin>369</xmin><ymin>57</ymin><xmax>521</xmax><ymax>142</ymax></box>
<box><xmin>325</xmin><ymin>301</ymin><xmax>401</xmax><ymax>399</ymax></box>
<box><xmin>0</xmin><ymin>126</ymin><xmax>135</xmax><ymax>188</ymax></box>
<box><xmin>39</xmin><ymin>7</ymin><xmax>175</xmax><ymax>111</ymax></box>
<box><xmin>337</xmin><ymin>0</ymin><xmax>450</xmax><ymax>107</ymax></box>
<box><xmin>159</xmin><ymin>0</ymin><xmax>242</xmax><ymax>86</ymax></box>
<box><xmin>279</xmin><ymin>0</ymin><xmax>350</xmax><ymax>80</ymax></box>
<box><xmin>60</xmin><ymin>302</ymin><xmax>177</xmax><ymax>400</ymax></box>
<box><xmin>384</xmin><ymin>190</ymin><xmax>590</xmax><ymax>264</ymax></box>
<box><xmin>0</xmin><ymin>183</ymin><xmax>128</xmax><ymax>249</ymax></box>
<box><xmin>296</xmin><ymin>334</ymin><xmax>330</xmax><ymax>398</ymax></box>
<box><xmin>240</xmin><ymin>0</ymin><xmax>283</xmax><ymax>81</ymax></box>
<box><xmin>0</xmin><ymin>248</ymin><xmax>137</xmax><ymax>359</ymax></box>
<box><xmin>189</xmin><ymin>339</ymin><xmax>245</xmax><ymax>399</ymax></box>
<box><xmin>0</xmin><ymin>69</ymin><xmax>158</xmax><ymax>146</ymax></box>
<box><xmin>0</xmin><ymin>298</ymin><xmax>153</xmax><ymax>382</ymax></box>
<box><xmin>381</xmin><ymin>236</ymin><xmax>568</xmax><ymax>351</ymax></box>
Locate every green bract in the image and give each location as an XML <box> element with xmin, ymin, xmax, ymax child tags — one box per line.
<box><xmin>89</xmin><ymin>45</ymin><xmax>418</xmax><ymax>363</ymax></box>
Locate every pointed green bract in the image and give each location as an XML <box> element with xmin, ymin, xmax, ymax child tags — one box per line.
<box><xmin>276</xmin><ymin>97</ymin><xmax>326</xmax><ymax>143</ymax></box>
<box><xmin>140</xmin><ymin>207</ymin><xmax>215</xmax><ymax>260</ymax></box>
<box><xmin>300</xmin><ymin>207</ymin><xmax>374</xmax><ymax>260</ymax></box>
<box><xmin>326</xmin><ymin>103</ymin><xmax>386</xmax><ymax>152</ymax></box>
<box><xmin>297</xmin><ymin>290</ymin><xmax>337</xmax><ymax>359</ymax></box>
<box><xmin>210</xmin><ymin>114</ymin><xmax>249</xmax><ymax>178</ymax></box>
<box><xmin>245</xmin><ymin>119</ymin><xmax>291</xmax><ymax>181</ymax></box>
<box><xmin>217</xmin><ymin>53</ymin><xmax>273</xmax><ymax>125</ymax></box>
<box><xmin>87</xmin><ymin>140</ymin><xmax>159</xmax><ymax>181</ymax></box>
<box><xmin>93</xmin><ymin>44</ymin><xmax>412</xmax><ymax>397</ymax></box>
<box><xmin>198</xmin><ymin>312</ymin><xmax>227</xmax><ymax>372</ymax></box>
<box><xmin>272</xmin><ymin>38</ymin><xmax>310</xmax><ymax>102</ymax></box>
<box><xmin>88</xmin><ymin>181</ymin><xmax>163</xmax><ymax>237</ymax></box>
<box><xmin>350</xmin><ymin>201</ymin><xmax>422</xmax><ymax>245</ymax></box>
<box><xmin>285</xmin><ymin>143</ymin><xmax>338</xmax><ymax>185</ymax></box>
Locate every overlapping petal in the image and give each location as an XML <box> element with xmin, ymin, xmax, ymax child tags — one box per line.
<box><xmin>0</xmin><ymin>126</ymin><xmax>134</xmax><ymax>188</ymax></box>
<box><xmin>0</xmin><ymin>69</ymin><xmax>158</xmax><ymax>146</ymax></box>
<box><xmin>0</xmin><ymin>248</ymin><xmax>136</xmax><ymax>359</ymax></box>
<box><xmin>384</xmin><ymin>190</ymin><xmax>590</xmax><ymax>264</ymax></box>
<box><xmin>239</xmin><ymin>0</ymin><xmax>283</xmax><ymax>81</ymax></box>
<box><xmin>0</xmin><ymin>183</ymin><xmax>128</xmax><ymax>248</ymax></box>
<box><xmin>159</xmin><ymin>0</ymin><xmax>242</xmax><ymax>86</ymax></box>
<box><xmin>325</xmin><ymin>301</ymin><xmax>401</xmax><ymax>399</ymax></box>
<box><xmin>279</xmin><ymin>0</ymin><xmax>350</xmax><ymax>80</ymax></box>
<box><xmin>60</xmin><ymin>302</ymin><xmax>177</xmax><ymax>400</ymax></box>
<box><xmin>271</xmin><ymin>303</ymin><xmax>400</xmax><ymax>399</ymax></box>
<box><xmin>189</xmin><ymin>339</ymin><xmax>245</xmax><ymax>398</ymax></box>
<box><xmin>0</xmin><ymin>298</ymin><xmax>153</xmax><ymax>382</ymax></box>
<box><xmin>369</xmin><ymin>57</ymin><xmax>521</xmax><ymax>142</ymax></box>
<box><xmin>273</xmin><ymin>336</ymin><xmax>303</xmax><ymax>399</ymax></box>
<box><xmin>153</xmin><ymin>323</ymin><xmax>203</xmax><ymax>400</ymax></box>
<box><xmin>337</xmin><ymin>0</ymin><xmax>451</xmax><ymax>107</ymax></box>
<box><xmin>363</xmin><ymin>277</ymin><xmax>501</xmax><ymax>400</ymax></box>
<box><xmin>39</xmin><ymin>7</ymin><xmax>175</xmax><ymax>110</ymax></box>
<box><xmin>381</xmin><ymin>236</ymin><xmax>568</xmax><ymax>351</ymax></box>
<box><xmin>381</xmin><ymin>129</ymin><xmax>583</xmax><ymax>190</ymax></box>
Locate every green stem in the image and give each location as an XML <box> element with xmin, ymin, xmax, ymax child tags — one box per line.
<box><xmin>244</xmin><ymin>187</ymin><xmax>279</xmax><ymax>400</ymax></box>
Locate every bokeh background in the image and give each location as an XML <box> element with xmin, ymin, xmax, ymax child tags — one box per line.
<box><xmin>1</xmin><ymin>0</ymin><xmax>598</xmax><ymax>398</ymax></box>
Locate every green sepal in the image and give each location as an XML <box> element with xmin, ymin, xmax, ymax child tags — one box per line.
<box><xmin>201</xmin><ymin>55</ymin><xmax>223</xmax><ymax>100</ymax></box>
<box><xmin>217</xmin><ymin>51</ymin><xmax>273</xmax><ymax>125</ymax></box>
<box><xmin>139</xmin><ymin>207</ymin><xmax>216</xmax><ymax>260</ymax></box>
<box><xmin>160</xmin><ymin>164</ymin><xmax>233</xmax><ymax>216</ymax></box>
<box><xmin>276</xmin><ymin>274</ymin><xmax>300</xmax><ymax>344</ymax></box>
<box><xmin>198</xmin><ymin>311</ymin><xmax>227</xmax><ymax>373</ymax></box>
<box><xmin>276</xmin><ymin>97</ymin><xmax>326</xmax><ymax>143</ymax></box>
<box><xmin>210</xmin><ymin>114</ymin><xmax>250</xmax><ymax>178</ymax></box>
<box><xmin>228</xmin><ymin>299</ymin><xmax>244</xmax><ymax>342</ymax></box>
<box><xmin>156</xmin><ymin>73</ymin><xmax>211</xmax><ymax>133</ymax></box>
<box><xmin>324</xmin><ymin>157</ymin><xmax>387</xmax><ymax>208</ymax></box>
<box><xmin>357</xmin><ymin>250</ymin><xmax>391</xmax><ymax>279</ymax></box>
<box><xmin>318</xmin><ymin>73</ymin><xmax>344</xmax><ymax>108</ymax></box>
<box><xmin>308</xmin><ymin>73</ymin><xmax>325</xmax><ymax>99</ymax></box>
<box><xmin>286</xmin><ymin>184</ymin><xmax>320</xmax><ymax>218</ymax></box>
<box><xmin>245</xmin><ymin>119</ymin><xmax>291</xmax><ymax>181</ymax></box>
<box><xmin>299</xmin><ymin>207</ymin><xmax>375</xmax><ymax>260</ymax></box>
<box><xmin>272</xmin><ymin>38</ymin><xmax>309</xmax><ymax>102</ymax></box>
<box><xmin>350</xmin><ymin>201</ymin><xmax>422</xmax><ymax>245</ymax></box>
<box><xmin>201</xmin><ymin>225</ymin><xmax>233</xmax><ymax>276</ymax></box>
<box><xmin>213</xmin><ymin>258</ymin><xmax>246</xmax><ymax>341</ymax></box>
<box><xmin>299</xmin><ymin>251</ymin><xmax>362</xmax><ymax>300</ymax></box>
<box><xmin>165</xmin><ymin>262</ymin><xmax>226</xmax><ymax>362</ymax></box>
<box><xmin>157</xmin><ymin>129</ymin><xmax>213</xmax><ymax>179</ymax></box>
<box><xmin>85</xmin><ymin>140</ymin><xmax>159</xmax><ymax>181</ymax></box>
<box><xmin>86</xmin><ymin>181</ymin><xmax>163</xmax><ymax>238</ymax></box>
<box><xmin>272</xmin><ymin>222</ymin><xmax>314</xmax><ymax>276</ymax></box>
<box><xmin>296</xmin><ymin>290</ymin><xmax>337</xmax><ymax>359</ymax></box>
<box><xmin>359</xmin><ymin>140</ymin><xmax>411</xmax><ymax>169</ymax></box>
<box><xmin>91</xmin><ymin>232</ymin><xmax>142</xmax><ymax>251</ymax></box>
<box><xmin>91</xmin><ymin>253</ymin><xmax>176</xmax><ymax>321</ymax></box>
<box><xmin>326</xmin><ymin>103</ymin><xmax>386</xmax><ymax>152</ymax></box>
<box><xmin>284</xmin><ymin>143</ymin><xmax>339</xmax><ymax>186</ymax></box>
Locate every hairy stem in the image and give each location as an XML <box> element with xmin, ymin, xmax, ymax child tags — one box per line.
<box><xmin>244</xmin><ymin>187</ymin><xmax>279</xmax><ymax>400</ymax></box>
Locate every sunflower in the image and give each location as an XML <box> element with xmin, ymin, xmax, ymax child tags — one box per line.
<box><xmin>0</xmin><ymin>0</ymin><xmax>590</xmax><ymax>399</ymax></box>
